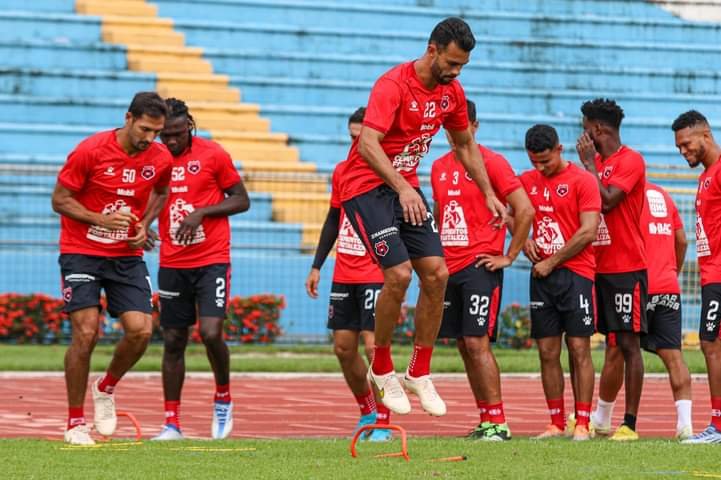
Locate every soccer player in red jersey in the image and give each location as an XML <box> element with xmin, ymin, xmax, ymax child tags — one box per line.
<box><xmin>341</xmin><ymin>17</ymin><xmax>506</xmax><ymax>416</ymax></box>
<box><xmin>520</xmin><ymin>125</ymin><xmax>601</xmax><ymax>441</ymax></box>
<box><xmin>431</xmin><ymin>100</ymin><xmax>534</xmax><ymax>441</ymax></box>
<box><xmin>577</xmin><ymin>98</ymin><xmax>647</xmax><ymax>441</ymax></box>
<box><xmin>587</xmin><ymin>182</ymin><xmax>693</xmax><ymax>440</ymax></box>
<box><xmin>146</xmin><ymin>98</ymin><xmax>250</xmax><ymax>441</ymax></box>
<box><xmin>305</xmin><ymin>107</ymin><xmax>391</xmax><ymax>442</ymax></box>
<box><xmin>51</xmin><ymin>92</ymin><xmax>172</xmax><ymax>445</ymax></box>
<box><xmin>672</xmin><ymin>110</ymin><xmax>721</xmax><ymax>444</ymax></box>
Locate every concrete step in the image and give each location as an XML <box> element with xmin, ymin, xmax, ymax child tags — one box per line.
<box><xmin>76</xmin><ymin>0</ymin><xmax>158</xmax><ymax>17</ymax></box>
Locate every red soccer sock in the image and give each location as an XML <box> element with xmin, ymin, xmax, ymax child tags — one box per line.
<box><xmin>487</xmin><ymin>402</ymin><xmax>506</xmax><ymax>424</ymax></box>
<box><xmin>164</xmin><ymin>400</ymin><xmax>180</xmax><ymax>428</ymax></box>
<box><xmin>371</xmin><ymin>345</ymin><xmax>394</xmax><ymax>376</ymax></box>
<box><xmin>215</xmin><ymin>384</ymin><xmax>231</xmax><ymax>404</ymax></box>
<box><xmin>98</xmin><ymin>372</ymin><xmax>120</xmax><ymax>394</ymax></box>
<box><xmin>67</xmin><ymin>406</ymin><xmax>85</xmax><ymax>430</ymax></box>
<box><xmin>407</xmin><ymin>343</ymin><xmax>433</xmax><ymax>378</ymax></box>
<box><xmin>376</xmin><ymin>404</ymin><xmax>391</xmax><ymax>425</ymax></box>
<box><xmin>547</xmin><ymin>397</ymin><xmax>565</xmax><ymax>430</ymax></box>
<box><xmin>477</xmin><ymin>400</ymin><xmax>490</xmax><ymax>423</ymax></box>
<box><xmin>711</xmin><ymin>397</ymin><xmax>721</xmax><ymax>429</ymax></box>
<box><xmin>354</xmin><ymin>390</ymin><xmax>376</xmax><ymax>416</ymax></box>
<box><xmin>575</xmin><ymin>402</ymin><xmax>592</xmax><ymax>428</ymax></box>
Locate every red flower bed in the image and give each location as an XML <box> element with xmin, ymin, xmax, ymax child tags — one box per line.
<box><xmin>0</xmin><ymin>293</ymin><xmax>284</xmax><ymax>344</ymax></box>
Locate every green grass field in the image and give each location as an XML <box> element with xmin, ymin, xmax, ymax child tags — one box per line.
<box><xmin>0</xmin><ymin>344</ymin><xmax>709</xmax><ymax>374</ymax></box>
<box><xmin>4</xmin><ymin>438</ymin><xmax>720</xmax><ymax>479</ymax></box>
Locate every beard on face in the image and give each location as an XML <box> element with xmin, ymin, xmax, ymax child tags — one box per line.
<box><xmin>687</xmin><ymin>144</ymin><xmax>705</xmax><ymax>168</ymax></box>
<box><xmin>430</xmin><ymin>60</ymin><xmax>454</xmax><ymax>85</ymax></box>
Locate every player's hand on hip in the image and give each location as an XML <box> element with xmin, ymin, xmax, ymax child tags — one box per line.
<box><xmin>101</xmin><ymin>210</ymin><xmax>138</xmax><ymax>230</ymax></box>
<box><xmin>475</xmin><ymin>254</ymin><xmax>512</xmax><ymax>271</ymax></box>
<box><xmin>143</xmin><ymin>228</ymin><xmax>159</xmax><ymax>251</ymax></box>
<box><xmin>576</xmin><ymin>132</ymin><xmax>598</xmax><ymax>171</ymax></box>
<box><xmin>485</xmin><ymin>194</ymin><xmax>508</xmax><ymax>229</ymax></box>
<box><xmin>175</xmin><ymin>210</ymin><xmax>204</xmax><ymax>245</ymax></box>
<box><xmin>305</xmin><ymin>268</ymin><xmax>321</xmax><ymax>299</ymax></box>
<box><xmin>127</xmin><ymin>222</ymin><xmax>147</xmax><ymax>249</ymax></box>
<box><xmin>532</xmin><ymin>259</ymin><xmax>554</xmax><ymax>278</ymax></box>
<box><xmin>398</xmin><ymin>186</ymin><xmax>427</xmax><ymax>226</ymax></box>
<box><xmin>523</xmin><ymin>239</ymin><xmax>541</xmax><ymax>263</ymax></box>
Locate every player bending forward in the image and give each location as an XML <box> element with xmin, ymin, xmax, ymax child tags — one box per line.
<box><xmin>53</xmin><ymin>92</ymin><xmax>172</xmax><ymax>445</ymax></box>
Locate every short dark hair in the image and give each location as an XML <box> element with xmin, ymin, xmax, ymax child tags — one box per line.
<box><xmin>672</xmin><ymin>110</ymin><xmax>709</xmax><ymax>132</ymax></box>
<box><xmin>525</xmin><ymin>124</ymin><xmax>560</xmax><ymax>153</ymax></box>
<box><xmin>128</xmin><ymin>92</ymin><xmax>167</xmax><ymax>119</ymax></box>
<box><xmin>348</xmin><ymin>107</ymin><xmax>366</xmax><ymax>125</ymax></box>
<box><xmin>466</xmin><ymin>100</ymin><xmax>477</xmax><ymax>123</ymax></box>
<box><xmin>429</xmin><ymin>17</ymin><xmax>475</xmax><ymax>52</ymax></box>
<box><xmin>580</xmin><ymin>98</ymin><xmax>625</xmax><ymax>130</ymax></box>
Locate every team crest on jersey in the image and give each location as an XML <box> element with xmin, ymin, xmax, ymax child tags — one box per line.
<box><xmin>409</xmin><ymin>101</ymin><xmax>419</xmax><ymax>112</ymax></box>
<box><xmin>374</xmin><ymin>240</ymin><xmax>389</xmax><ymax>257</ymax></box>
<box><xmin>704</xmin><ymin>178</ymin><xmax>712</xmax><ymax>190</ymax></box>
<box><xmin>602</xmin><ymin>166</ymin><xmax>613</xmax><ymax>179</ymax></box>
<box><xmin>556</xmin><ymin>184</ymin><xmax>569</xmax><ymax>197</ymax></box>
<box><xmin>441</xmin><ymin>95</ymin><xmax>450</xmax><ymax>111</ymax></box>
<box><xmin>530</xmin><ymin>186</ymin><xmax>538</xmax><ymax>196</ymax></box>
<box><xmin>464</xmin><ymin>171</ymin><xmax>472</xmax><ymax>181</ymax></box>
<box><xmin>439</xmin><ymin>172</ymin><xmax>447</xmax><ymax>182</ymax></box>
<box><xmin>187</xmin><ymin>160</ymin><xmax>201</xmax><ymax>175</ymax></box>
<box><xmin>141</xmin><ymin>165</ymin><xmax>155</xmax><ymax>180</ymax></box>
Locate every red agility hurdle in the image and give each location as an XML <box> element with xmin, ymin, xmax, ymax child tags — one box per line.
<box><xmin>350</xmin><ymin>424</ymin><xmax>409</xmax><ymax>461</ymax></box>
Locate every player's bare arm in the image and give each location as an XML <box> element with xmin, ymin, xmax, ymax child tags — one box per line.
<box><xmin>674</xmin><ymin>226</ymin><xmax>688</xmax><ymax>276</ymax></box>
<box><xmin>576</xmin><ymin>132</ymin><xmax>626</xmax><ymax>213</ymax></box>
<box><xmin>476</xmin><ymin>188</ymin><xmax>534</xmax><ymax>271</ymax></box>
<box><xmin>175</xmin><ymin>181</ymin><xmax>249</xmax><ymax>245</ymax></box>
<box><xmin>532</xmin><ymin>210</ymin><xmax>600</xmax><ymax>278</ymax></box>
<box><xmin>305</xmin><ymin>206</ymin><xmax>341</xmax><ymax>299</ymax></box>
<box><xmin>449</xmin><ymin>127</ymin><xmax>508</xmax><ymax>223</ymax></box>
<box><xmin>357</xmin><ymin>126</ymin><xmax>426</xmax><ymax>226</ymax></box>
<box><xmin>51</xmin><ymin>183</ymin><xmax>138</xmax><ymax>230</ymax></box>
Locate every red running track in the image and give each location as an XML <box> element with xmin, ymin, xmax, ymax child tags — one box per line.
<box><xmin>0</xmin><ymin>373</ymin><xmax>712</xmax><ymax>440</ymax></box>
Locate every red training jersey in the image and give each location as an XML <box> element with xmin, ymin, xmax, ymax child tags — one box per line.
<box><xmin>340</xmin><ymin>61</ymin><xmax>469</xmax><ymax>201</ymax></box>
<box><xmin>431</xmin><ymin>145</ymin><xmax>522</xmax><ymax>275</ymax></box>
<box><xmin>158</xmin><ymin>137</ymin><xmax>241</xmax><ymax>268</ymax></box>
<box><xmin>641</xmin><ymin>183</ymin><xmax>683</xmax><ymax>294</ymax></box>
<box><xmin>520</xmin><ymin>163</ymin><xmax>601</xmax><ymax>281</ymax></box>
<box><xmin>331</xmin><ymin>161</ymin><xmax>384</xmax><ymax>283</ymax></box>
<box><xmin>696</xmin><ymin>157</ymin><xmax>721</xmax><ymax>286</ymax></box>
<box><xmin>57</xmin><ymin>129</ymin><xmax>172</xmax><ymax>257</ymax></box>
<box><xmin>592</xmin><ymin>146</ymin><xmax>647</xmax><ymax>274</ymax></box>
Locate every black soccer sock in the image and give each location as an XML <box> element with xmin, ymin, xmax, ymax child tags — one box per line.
<box><xmin>623</xmin><ymin>413</ymin><xmax>637</xmax><ymax>431</ymax></box>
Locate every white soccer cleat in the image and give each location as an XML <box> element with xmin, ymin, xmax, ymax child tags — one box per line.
<box><xmin>151</xmin><ymin>424</ymin><xmax>185</xmax><ymax>441</ymax></box>
<box><xmin>64</xmin><ymin>424</ymin><xmax>95</xmax><ymax>445</ymax></box>
<box><xmin>589</xmin><ymin>413</ymin><xmax>612</xmax><ymax>436</ymax></box>
<box><xmin>212</xmin><ymin>401</ymin><xmax>234</xmax><ymax>439</ymax></box>
<box><xmin>676</xmin><ymin>425</ymin><xmax>693</xmax><ymax>441</ymax></box>
<box><xmin>367</xmin><ymin>369</ymin><xmax>411</xmax><ymax>415</ymax></box>
<box><xmin>92</xmin><ymin>377</ymin><xmax>117</xmax><ymax>436</ymax></box>
<box><xmin>403</xmin><ymin>373</ymin><xmax>447</xmax><ymax>417</ymax></box>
